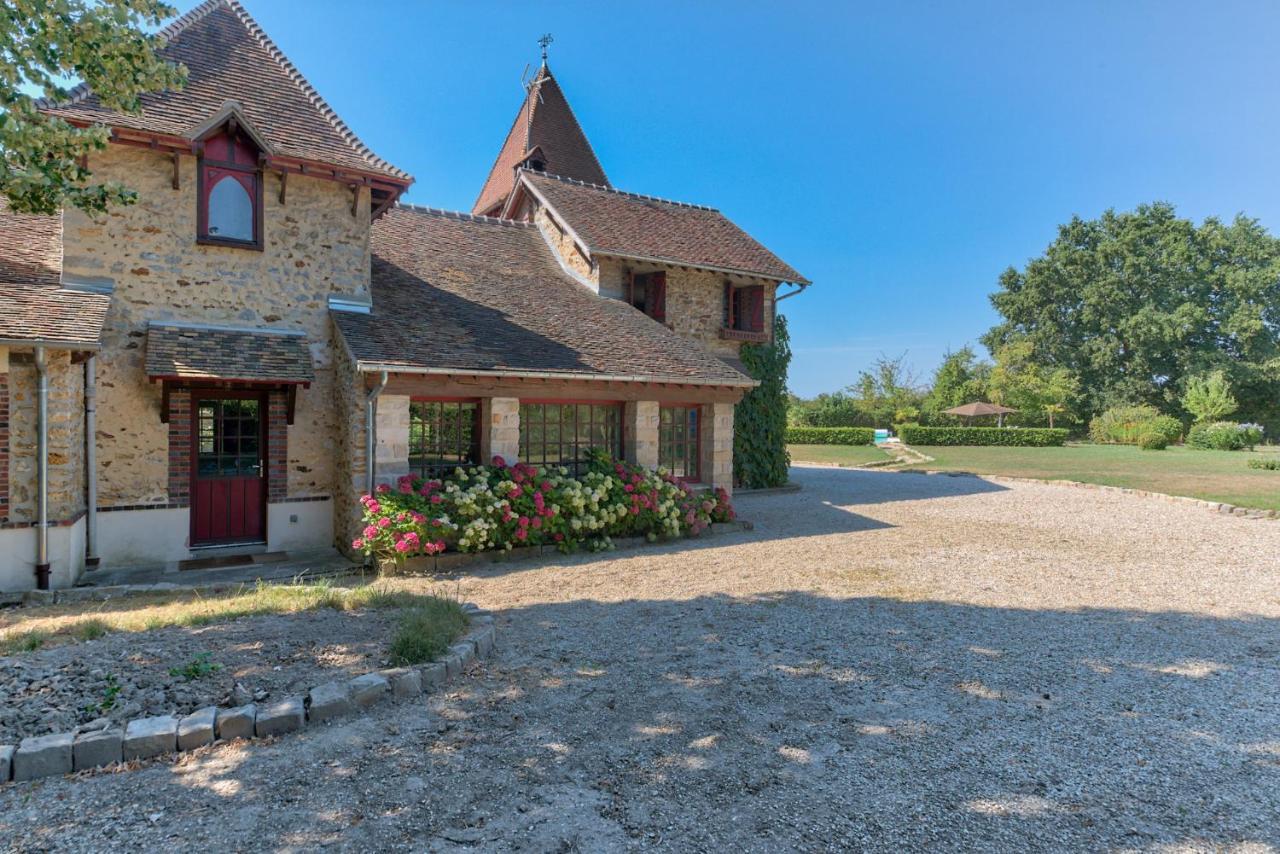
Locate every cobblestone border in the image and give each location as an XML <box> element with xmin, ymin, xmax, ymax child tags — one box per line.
<box><xmin>898</xmin><ymin>469</ymin><xmax>1279</xmax><ymax>520</ymax></box>
<box><xmin>0</xmin><ymin>603</ymin><xmax>497</xmax><ymax>785</ymax></box>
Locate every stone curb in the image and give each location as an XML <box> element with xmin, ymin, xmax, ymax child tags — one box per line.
<box><xmin>0</xmin><ymin>602</ymin><xmax>497</xmax><ymax>786</ymax></box>
<box><xmin>895</xmin><ymin>468</ymin><xmax>1279</xmax><ymax>520</ymax></box>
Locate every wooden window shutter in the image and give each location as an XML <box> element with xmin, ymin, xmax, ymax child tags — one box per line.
<box><xmin>649</xmin><ymin>272</ymin><xmax>667</xmax><ymax>322</ymax></box>
<box><xmin>750</xmin><ymin>286</ymin><xmax>765</xmax><ymax>332</ymax></box>
<box><xmin>626</xmin><ymin>270</ymin><xmax>635</xmax><ymax>307</ymax></box>
<box><xmin>723</xmin><ymin>281</ymin><xmax>734</xmax><ymax>328</ymax></box>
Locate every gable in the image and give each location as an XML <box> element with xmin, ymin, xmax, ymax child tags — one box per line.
<box><xmin>41</xmin><ymin>0</ymin><xmax>409</xmax><ymax>185</ymax></box>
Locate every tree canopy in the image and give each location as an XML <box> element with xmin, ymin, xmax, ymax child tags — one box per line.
<box><xmin>0</xmin><ymin>0</ymin><xmax>186</xmax><ymax>214</ymax></box>
<box><xmin>982</xmin><ymin>203</ymin><xmax>1280</xmax><ymax>429</ymax></box>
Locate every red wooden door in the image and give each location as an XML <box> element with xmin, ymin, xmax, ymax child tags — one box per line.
<box><xmin>191</xmin><ymin>393</ymin><xmax>266</xmax><ymax>545</ymax></box>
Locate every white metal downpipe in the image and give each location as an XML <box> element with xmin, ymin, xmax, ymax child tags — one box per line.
<box><xmin>364</xmin><ymin>370</ymin><xmax>389</xmax><ymax>497</ymax></box>
<box><xmin>34</xmin><ymin>346</ymin><xmax>50</xmax><ymax>589</ymax></box>
<box><xmin>85</xmin><ymin>355</ymin><xmax>99</xmax><ymax>568</ymax></box>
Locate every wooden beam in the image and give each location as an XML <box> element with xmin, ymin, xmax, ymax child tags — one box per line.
<box><xmin>171</xmin><ymin>153</ymin><xmax>181</xmax><ymax>190</ymax></box>
<box><xmin>351</xmin><ymin>184</ymin><xmax>360</xmax><ymax>217</ymax></box>
<box><xmin>278</xmin><ymin>170</ymin><xmax>287</xmax><ymax>205</ymax></box>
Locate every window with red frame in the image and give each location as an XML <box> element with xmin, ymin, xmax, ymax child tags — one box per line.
<box><xmin>409</xmin><ymin>400</ymin><xmax>480</xmax><ymax>478</ymax></box>
<box><xmin>723</xmin><ymin>283</ymin><xmax>765</xmax><ymax>333</ymax></box>
<box><xmin>519</xmin><ymin>402</ymin><xmax>622</xmax><ymax>476</ymax></box>
<box><xmin>659</xmin><ymin>406</ymin><xmax>700</xmax><ymax>481</ymax></box>
<box><xmin>627</xmin><ymin>271</ymin><xmax>667</xmax><ymax>322</ymax></box>
<box><xmin>198</xmin><ymin>128</ymin><xmax>262</xmax><ymax>247</ymax></box>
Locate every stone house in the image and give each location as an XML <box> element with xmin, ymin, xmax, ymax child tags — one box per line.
<box><xmin>0</xmin><ymin>0</ymin><xmax>807</xmax><ymax>591</ymax></box>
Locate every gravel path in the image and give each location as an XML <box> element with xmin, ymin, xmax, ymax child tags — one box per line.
<box><xmin>1</xmin><ymin>609</ymin><xmax>407</xmax><ymax>744</ymax></box>
<box><xmin>2</xmin><ymin>466</ymin><xmax>1277</xmax><ymax>852</ymax></box>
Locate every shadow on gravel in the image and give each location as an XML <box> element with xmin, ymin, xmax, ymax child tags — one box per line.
<box><xmin>417</xmin><ymin>592</ymin><xmax>1278</xmax><ymax>850</ymax></box>
<box><xmin>1</xmin><ymin>591</ymin><xmax>1275</xmax><ymax>851</ymax></box>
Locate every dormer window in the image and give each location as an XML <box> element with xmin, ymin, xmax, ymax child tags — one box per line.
<box><xmin>528</xmin><ymin>159</ymin><xmax>546</xmax><ymax>172</ymax></box>
<box><xmin>720</xmin><ymin>282</ymin><xmax>768</xmax><ymax>342</ymax></box>
<box><xmin>627</xmin><ymin>271</ymin><xmax>666</xmax><ymax>322</ymax></box>
<box><xmin>198</xmin><ymin>127</ymin><xmax>263</xmax><ymax>249</ymax></box>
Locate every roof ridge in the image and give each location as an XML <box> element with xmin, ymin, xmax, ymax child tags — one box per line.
<box><xmin>395</xmin><ymin>203</ymin><xmax>533</xmax><ymax>228</ymax></box>
<box><xmin>223</xmin><ymin>0</ymin><xmax>410</xmax><ymax>181</ymax></box>
<box><xmin>526</xmin><ymin>169</ymin><xmax>719</xmax><ymax>212</ymax></box>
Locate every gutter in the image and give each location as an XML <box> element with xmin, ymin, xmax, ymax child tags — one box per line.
<box><xmin>774</xmin><ymin>282</ymin><xmax>810</xmax><ymax>302</ymax></box>
<box><xmin>364</xmin><ymin>370</ymin><xmax>389</xmax><ymax>497</ymax></box>
<box><xmin>353</xmin><ymin>362</ymin><xmax>759</xmax><ymax>389</ymax></box>
<box><xmin>34</xmin><ymin>347</ymin><xmax>50</xmax><ymax>590</ymax></box>
<box><xmin>85</xmin><ymin>356</ymin><xmax>99</xmax><ymax>568</ymax></box>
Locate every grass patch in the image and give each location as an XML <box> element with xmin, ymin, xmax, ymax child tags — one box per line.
<box><xmin>788</xmin><ymin>444</ymin><xmax>893</xmax><ymax>467</ymax></box>
<box><xmin>0</xmin><ymin>580</ymin><xmax>456</xmax><ymax>656</ymax></box>
<box><xmin>898</xmin><ymin>443</ymin><xmax>1280</xmax><ymax>511</ymax></box>
<box><xmin>388</xmin><ymin>598</ymin><xmax>471</xmax><ymax>665</ymax></box>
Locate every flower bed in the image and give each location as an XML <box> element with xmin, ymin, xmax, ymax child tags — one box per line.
<box><xmin>354</xmin><ymin>452</ymin><xmax>735</xmax><ymax>568</ymax></box>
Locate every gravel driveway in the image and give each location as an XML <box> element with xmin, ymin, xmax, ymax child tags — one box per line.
<box><xmin>2</xmin><ymin>466</ymin><xmax>1277</xmax><ymax>852</ymax></box>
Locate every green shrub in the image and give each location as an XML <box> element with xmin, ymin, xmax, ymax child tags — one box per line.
<box><xmin>735</xmin><ymin>315</ymin><xmax>792</xmax><ymax>488</ymax></box>
<box><xmin>785</xmin><ymin>426</ymin><xmax>876</xmax><ymax>445</ymax></box>
<box><xmin>388</xmin><ymin>598</ymin><xmax>470</xmax><ymax>665</ymax></box>
<box><xmin>1089</xmin><ymin>406</ymin><xmax>1182</xmax><ymax>446</ymax></box>
<box><xmin>896</xmin><ymin>425</ymin><xmax>1069</xmax><ymax>446</ymax></box>
<box><xmin>1137</xmin><ymin>428</ymin><xmax>1170</xmax><ymax>450</ymax></box>
<box><xmin>1188</xmin><ymin>421</ymin><xmax>1265</xmax><ymax>451</ymax></box>
<box><xmin>1247</xmin><ymin>457</ymin><xmax>1280</xmax><ymax>470</ymax></box>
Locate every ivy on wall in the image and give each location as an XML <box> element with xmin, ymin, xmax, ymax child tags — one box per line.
<box><xmin>734</xmin><ymin>313</ymin><xmax>792</xmax><ymax>489</ymax></box>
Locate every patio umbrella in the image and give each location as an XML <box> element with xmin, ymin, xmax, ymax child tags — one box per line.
<box><xmin>943</xmin><ymin>401</ymin><xmax>1018</xmax><ymax>427</ymax></box>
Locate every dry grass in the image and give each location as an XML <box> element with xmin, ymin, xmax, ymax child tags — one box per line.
<box><xmin>0</xmin><ymin>580</ymin><xmax>455</xmax><ymax>656</ymax></box>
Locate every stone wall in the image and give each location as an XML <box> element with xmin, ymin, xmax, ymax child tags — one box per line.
<box><xmin>8</xmin><ymin>351</ymin><xmax>86</xmax><ymax>524</ymax></box>
<box><xmin>62</xmin><ymin>145</ymin><xmax>371</xmax><ymax>509</ymax></box>
<box><xmin>332</xmin><ymin>347</ymin><xmax>368</xmax><ymax>556</ymax></box>
<box><xmin>596</xmin><ymin>258</ymin><xmax>776</xmax><ymax>359</ymax></box>
<box><xmin>533</xmin><ymin>205</ymin><xmax>596</xmax><ymax>286</ymax></box>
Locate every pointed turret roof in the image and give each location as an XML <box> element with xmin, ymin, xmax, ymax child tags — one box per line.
<box><xmin>472</xmin><ymin>64</ymin><xmax>607</xmax><ymax>216</ymax></box>
<box><xmin>41</xmin><ymin>0</ymin><xmax>410</xmax><ymax>184</ymax></box>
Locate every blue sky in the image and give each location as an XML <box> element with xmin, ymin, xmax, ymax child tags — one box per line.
<box><xmin>184</xmin><ymin>0</ymin><xmax>1280</xmax><ymax>396</ymax></box>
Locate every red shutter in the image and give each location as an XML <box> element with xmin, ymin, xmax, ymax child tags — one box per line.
<box><xmin>750</xmin><ymin>286</ymin><xmax>765</xmax><ymax>332</ymax></box>
<box><xmin>723</xmin><ymin>281</ymin><xmax>734</xmax><ymax>329</ymax></box>
<box><xmin>649</xmin><ymin>272</ymin><xmax>667</xmax><ymax>322</ymax></box>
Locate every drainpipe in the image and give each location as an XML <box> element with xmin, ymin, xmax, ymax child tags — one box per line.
<box><xmin>84</xmin><ymin>355</ymin><xmax>99</xmax><ymax>568</ymax></box>
<box><xmin>34</xmin><ymin>346</ymin><xmax>50</xmax><ymax>590</ymax></box>
<box><xmin>364</xmin><ymin>370</ymin><xmax>389</xmax><ymax>497</ymax></box>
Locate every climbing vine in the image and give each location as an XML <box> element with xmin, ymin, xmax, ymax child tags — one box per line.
<box><xmin>734</xmin><ymin>313</ymin><xmax>792</xmax><ymax>489</ymax></box>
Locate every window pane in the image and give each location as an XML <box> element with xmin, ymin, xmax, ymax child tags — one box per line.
<box><xmin>409</xmin><ymin>401</ymin><xmax>479</xmax><ymax>477</ymax></box>
<box><xmin>207</xmin><ymin>174</ymin><xmax>254</xmax><ymax>241</ymax></box>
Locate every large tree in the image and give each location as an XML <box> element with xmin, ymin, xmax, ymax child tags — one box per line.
<box><xmin>982</xmin><ymin>203</ymin><xmax>1280</xmax><ymax>429</ymax></box>
<box><xmin>1</xmin><ymin>0</ymin><xmax>186</xmax><ymax>214</ymax></box>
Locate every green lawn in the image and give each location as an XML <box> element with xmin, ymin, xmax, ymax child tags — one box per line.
<box><xmin>787</xmin><ymin>444</ymin><xmax>892</xmax><ymax>467</ymax></box>
<box><xmin>901</xmin><ymin>443</ymin><xmax>1280</xmax><ymax>511</ymax></box>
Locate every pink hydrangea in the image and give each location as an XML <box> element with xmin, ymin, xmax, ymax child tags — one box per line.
<box><xmin>515</xmin><ymin>528</ymin><xmax>527</xmax><ymax>541</ymax></box>
<box><xmin>365</xmin><ymin>500</ymin><xmax>381</xmax><ymax>514</ymax></box>
<box><xmin>363</xmin><ymin>525</ymin><xmax>378</xmax><ymax>539</ymax></box>
<box><xmin>531</xmin><ymin>517</ymin><xmax>543</xmax><ymax>530</ymax></box>
<box><xmin>394</xmin><ymin>539</ymin><xmax>412</xmax><ymax>553</ymax></box>
<box><xmin>430</xmin><ymin>494</ymin><xmax>443</xmax><ymax>505</ymax></box>
<box><xmin>376</xmin><ymin>483</ymin><xmax>391</xmax><ymax>494</ymax></box>
<box><xmin>351</xmin><ymin>537</ymin><xmax>365</xmax><ymax>549</ymax></box>
<box><xmin>492</xmin><ymin>455</ymin><xmax>507</xmax><ymax>468</ymax></box>
<box><xmin>376</xmin><ymin>517</ymin><xmax>392</xmax><ymax>529</ymax></box>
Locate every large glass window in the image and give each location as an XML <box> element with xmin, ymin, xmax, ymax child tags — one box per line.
<box><xmin>409</xmin><ymin>400</ymin><xmax>480</xmax><ymax>478</ymax></box>
<box><xmin>659</xmin><ymin>406</ymin><xmax>700</xmax><ymax>481</ymax></box>
<box><xmin>519</xmin><ymin>402</ymin><xmax>622</xmax><ymax>476</ymax></box>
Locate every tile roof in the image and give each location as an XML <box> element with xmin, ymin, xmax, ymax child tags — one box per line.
<box><xmin>335</xmin><ymin>205</ymin><xmax>754</xmax><ymax>387</ymax></box>
<box><xmin>473</xmin><ymin>65</ymin><xmax>608</xmax><ymax>216</ymax></box>
<box><xmin>41</xmin><ymin>0</ymin><xmax>409</xmax><ymax>183</ymax></box>
<box><xmin>0</xmin><ymin>200</ymin><xmax>110</xmax><ymax>348</ymax></box>
<box><xmin>145</xmin><ymin>322</ymin><xmax>314</xmax><ymax>384</ymax></box>
<box><xmin>521</xmin><ymin>171</ymin><xmax>809</xmax><ymax>284</ymax></box>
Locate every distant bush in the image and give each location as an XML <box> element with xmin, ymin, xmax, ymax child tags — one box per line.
<box><xmin>1187</xmin><ymin>421</ymin><xmax>1265</xmax><ymax>451</ymax></box>
<box><xmin>1089</xmin><ymin>406</ymin><xmax>1182</xmax><ymax>447</ymax></box>
<box><xmin>896</xmin><ymin>425</ymin><xmax>1069</xmax><ymax>446</ymax></box>
<box><xmin>786</xmin><ymin>426</ymin><xmax>876</xmax><ymax>445</ymax></box>
<box><xmin>1247</xmin><ymin>457</ymin><xmax>1280</xmax><ymax>470</ymax></box>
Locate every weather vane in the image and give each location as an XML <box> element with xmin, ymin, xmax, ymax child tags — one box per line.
<box><xmin>538</xmin><ymin>33</ymin><xmax>554</xmax><ymax>64</ymax></box>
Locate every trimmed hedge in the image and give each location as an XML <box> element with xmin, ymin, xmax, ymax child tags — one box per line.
<box><xmin>897</xmin><ymin>425</ymin><xmax>1069</xmax><ymax>447</ymax></box>
<box><xmin>786</xmin><ymin>426</ymin><xmax>876</xmax><ymax>445</ymax></box>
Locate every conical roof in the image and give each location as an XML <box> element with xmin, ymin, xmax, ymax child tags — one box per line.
<box><xmin>472</xmin><ymin>65</ymin><xmax>607</xmax><ymax>215</ymax></box>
